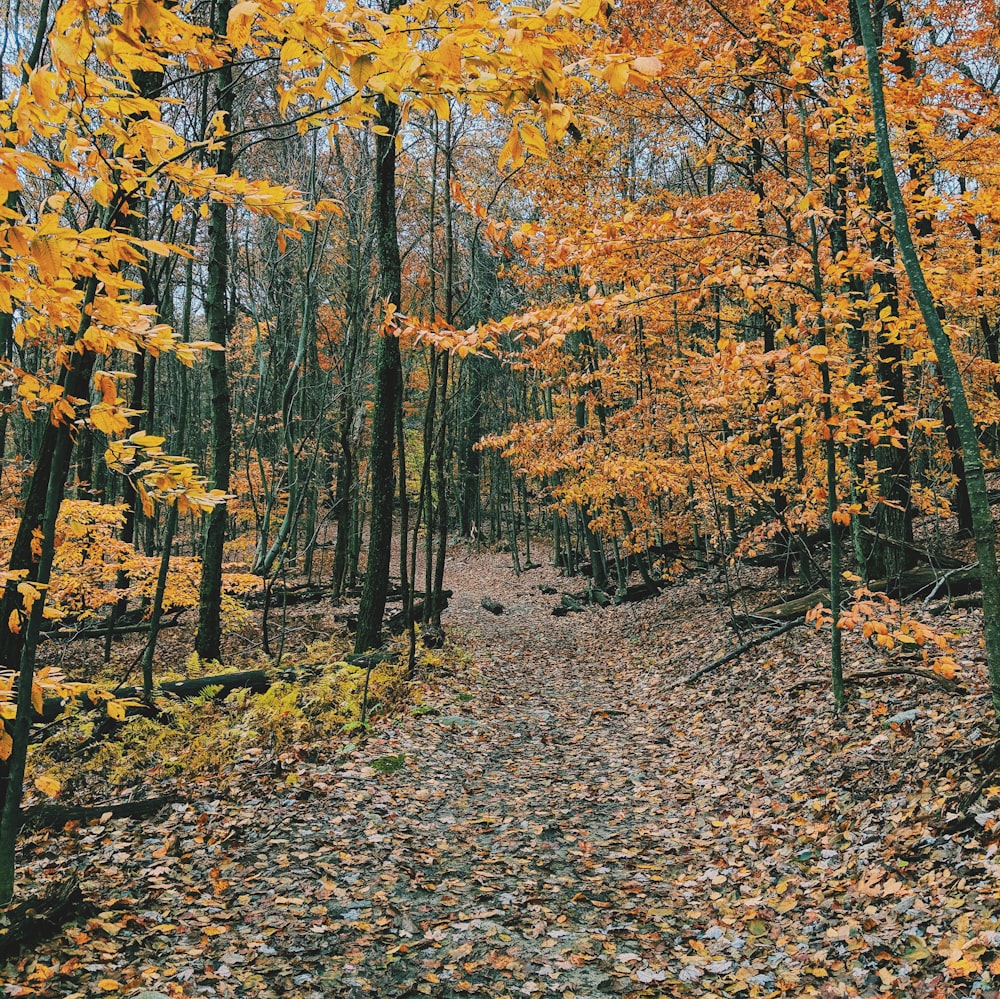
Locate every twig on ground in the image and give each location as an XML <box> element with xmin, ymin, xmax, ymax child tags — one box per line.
<box><xmin>685</xmin><ymin>618</ymin><xmax>804</xmax><ymax>684</ymax></box>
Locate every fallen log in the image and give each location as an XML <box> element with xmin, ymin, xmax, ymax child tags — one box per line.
<box><xmin>736</xmin><ymin>589</ymin><xmax>831</xmax><ymax>626</ymax></box>
<box><xmin>422</xmin><ymin>625</ymin><xmax>445</xmax><ymax>649</ymax></box>
<box><xmin>685</xmin><ymin>619</ymin><xmax>804</xmax><ymax>683</ymax></box>
<box><xmin>613</xmin><ymin>581</ymin><xmax>666</xmax><ymax>604</ymax></box>
<box><xmin>591</xmin><ymin>588</ymin><xmax>611</xmax><ymax>608</ymax></box>
<box><xmin>19</xmin><ymin>794</ymin><xmax>181</xmax><ymax>832</ymax></box>
<box><xmin>33</xmin><ymin>671</ymin><xmax>270</xmax><ymax>725</ymax></box>
<box><xmin>739</xmin><ymin>566</ymin><xmax>983</xmax><ymax>626</ymax></box>
<box><xmin>246</xmin><ymin>584</ymin><xmax>330</xmax><ymax>609</ymax></box>
<box><xmin>551</xmin><ymin>580</ymin><xmax>665</xmax><ymax>616</ymax></box>
<box><xmin>383</xmin><ymin>591</ymin><xmax>453</xmax><ymax>635</ymax></box>
<box><xmin>0</xmin><ymin>876</ymin><xmax>88</xmax><ymax>958</ymax></box>
<box><xmin>54</xmin><ymin>618</ymin><xmax>183</xmax><ymax>641</ymax></box>
<box><xmin>343</xmin><ymin>651</ymin><xmax>397</xmax><ymax>668</ymax></box>
<box><xmin>119</xmin><ymin>670</ymin><xmax>270</xmax><ymax>702</ymax></box>
<box><xmin>481</xmin><ymin>598</ymin><xmax>504</xmax><ymax>615</ymax></box>
<box><xmin>929</xmin><ymin>594</ymin><xmax>983</xmax><ymax>616</ymax></box>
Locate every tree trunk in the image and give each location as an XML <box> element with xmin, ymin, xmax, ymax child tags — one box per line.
<box><xmin>855</xmin><ymin>0</ymin><xmax>1000</xmax><ymax>724</ymax></box>
<box><xmin>355</xmin><ymin>90</ymin><xmax>404</xmax><ymax>653</ymax></box>
<box><xmin>195</xmin><ymin>0</ymin><xmax>235</xmax><ymax>663</ymax></box>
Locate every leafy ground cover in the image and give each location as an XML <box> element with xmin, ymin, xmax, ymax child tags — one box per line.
<box><xmin>3</xmin><ymin>548</ymin><xmax>1000</xmax><ymax>997</ymax></box>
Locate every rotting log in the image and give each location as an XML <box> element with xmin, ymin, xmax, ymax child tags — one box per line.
<box><xmin>550</xmin><ymin>580</ymin><xmax>665</xmax><ymax>617</ymax></box>
<box><xmin>383</xmin><ymin>591</ymin><xmax>453</xmax><ymax>635</ymax></box>
<box><xmin>0</xmin><ymin>876</ymin><xmax>87</xmax><ymax>958</ymax></box>
<box><xmin>612</xmin><ymin>581</ymin><xmax>666</xmax><ymax>604</ymax></box>
<box><xmin>31</xmin><ymin>671</ymin><xmax>270</xmax><ymax>726</ymax></box>
<box><xmin>735</xmin><ymin>590</ymin><xmax>831</xmax><ymax>626</ymax></box>
<box><xmin>738</xmin><ymin>566</ymin><xmax>983</xmax><ymax>627</ymax></box>
<box><xmin>245</xmin><ymin>584</ymin><xmax>330</xmax><ymax>609</ymax></box>
<box><xmin>560</xmin><ymin>594</ymin><xmax>585</xmax><ymax>613</ymax></box>
<box><xmin>343</xmin><ymin>651</ymin><xmax>397</xmax><ymax>668</ymax></box>
<box><xmin>929</xmin><ymin>595</ymin><xmax>983</xmax><ymax>616</ymax></box>
<box><xmin>54</xmin><ymin>618</ymin><xmax>183</xmax><ymax>642</ymax></box>
<box><xmin>141</xmin><ymin>670</ymin><xmax>270</xmax><ymax>700</ymax></box>
<box><xmin>18</xmin><ymin>795</ymin><xmax>181</xmax><ymax>833</ymax></box>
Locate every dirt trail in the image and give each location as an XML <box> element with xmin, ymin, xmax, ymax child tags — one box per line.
<box><xmin>224</xmin><ymin>553</ymin><xmax>699</xmax><ymax>997</ymax></box>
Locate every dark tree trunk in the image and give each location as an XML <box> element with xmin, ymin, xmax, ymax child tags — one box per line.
<box><xmin>196</xmin><ymin>0</ymin><xmax>234</xmax><ymax>662</ymax></box>
<box><xmin>355</xmin><ymin>91</ymin><xmax>403</xmax><ymax>653</ymax></box>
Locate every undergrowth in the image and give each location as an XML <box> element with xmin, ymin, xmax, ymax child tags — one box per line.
<box><xmin>24</xmin><ymin>630</ymin><xmax>458</xmax><ymax>803</ymax></box>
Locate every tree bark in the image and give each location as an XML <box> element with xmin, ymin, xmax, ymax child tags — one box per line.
<box><xmin>355</xmin><ymin>89</ymin><xmax>404</xmax><ymax>653</ymax></box>
<box><xmin>196</xmin><ymin>0</ymin><xmax>235</xmax><ymax>663</ymax></box>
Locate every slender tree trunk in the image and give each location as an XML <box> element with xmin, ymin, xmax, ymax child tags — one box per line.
<box><xmin>797</xmin><ymin>97</ymin><xmax>845</xmax><ymax>710</ymax></box>
<box><xmin>195</xmin><ymin>0</ymin><xmax>234</xmax><ymax>662</ymax></box>
<box><xmin>355</xmin><ymin>90</ymin><xmax>404</xmax><ymax>653</ymax></box>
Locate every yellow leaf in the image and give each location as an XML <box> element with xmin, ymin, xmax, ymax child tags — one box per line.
<box><xmin>90</xmin><ymin>404</ymin><xmax>130</xmax><ymax>436</ymax></box>
<box><xmin>130</xmin><ymin>433</ymin><xmax>166</xmax><ymax>448</ymax></box>
<box><xmin>7</xmin><ymin>609</ymin><xmax>20</xmax><ymax>635</ymax></box>
<box><xmin>136</xmin><ymin>0</ymin><xmax>162</xmax><ymax>34</ymax></box>
<box><xmin>32</xmin><ymin>238</ymin><xmax>59</xmax><ymax>282</ymax></box>
<box><xmin>97</xmin><ymin>981</ymin><xmax>120</xmax><ymax>993</ymax></box>
<box><xmin>92</xmin><ymin>178</ymin><xmax>113</xmax><ymax>207</ymax></box>
<box><xmin>227</xmin><ymin>0</ymin><xmax>258</xmax><ymax>47</ymax></box>
<box><xmin>436</xmin><ymin>38</ymin><xmax>462</xmax><ymax>77</ymax></box>
<box><xmin>138</xmin><ymin>482</ymin><xmax>154</xmax><ymax>518</ymax></box>
<box><xmin>350</xmin><ymin>54</ymin><xmax>377</xmax><ymax>93</ymax></box>
<box><xmin>17</xmin><ymin>581</ymin><xmax>40</xmax><ymax>614</ymax></box>
<box><xmin>605</xmin><ymin>60</ymin><xmax>630</xmax><ymax>96</ymax></box>
<box><xmin>135</xmin><ymin>238</ymin><xmax>179</xmax><ymax>257</ymax></box>
<box><xmin>106</xmin><ymin>700</ymin><xmax>126</xmax><ymax>722</ymax></box>
<box><xmin>807</xmin><ymin>344</ymin><xmax>829</xmax><ymax>364</ymax></box>
<box><xmin>34</xmin><ymin>775</ymin><xmax>61</xmax><ymax>797</ymax></box>
<box><xmin>31</xmin><ymin>682</ymin><xmax>43</xmax><ymax>716</ymax></box>
<box><xmin>520</xmin><ymin>122</ymin><xmax>547</xmax><ymax>159</ymax></box>
<box><xmin>499</xmin><ymin>125</ymin><xmax>524</xmax><ymax>169</ymax></box>
<box><xmin>904</xmin><ymin>936</ymin><xmax>932</xmax><ymax>961</ymax></box>
<box><xmin>0</xmin><ymin>729</ymin><xmax>11</xmax><ymax>761</ymax></box>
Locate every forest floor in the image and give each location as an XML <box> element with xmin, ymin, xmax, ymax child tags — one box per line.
<box><xmin>5</xmin><ymin>545</ymin><xmax>1000</xmax><ymax>998</ymax></box>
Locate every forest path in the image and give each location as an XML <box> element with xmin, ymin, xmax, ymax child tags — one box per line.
<box><xmin>17</xmin><ymin>548</ymin><xmax>979</xmax><ymax>998</ymax></box>
<box><xmin>214</xmin><ymin>552</ymin><xmax>708</xmax><ymax>998</ymax></box>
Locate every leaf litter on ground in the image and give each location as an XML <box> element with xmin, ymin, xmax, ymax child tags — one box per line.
<box><xmin>4</xmin><ymin>546</ymin><xmax>1000</xmax><ymax>997</ymax></box>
